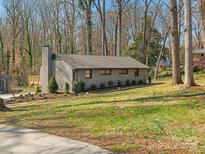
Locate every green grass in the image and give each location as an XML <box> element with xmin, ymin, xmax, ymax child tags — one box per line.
<box><xmin>1</xmin><ymin>72</ymin><xmax>205</xmax><ymax>153</ymax></box>
<box><xmin>112</xmin><ymin>144</ymin><xmax>139</xmax><ymax>152</ymax></box>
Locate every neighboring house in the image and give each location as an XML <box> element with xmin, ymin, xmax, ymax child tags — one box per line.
<box><xmin>40</xmin><ymin>46</ymin><xmax>149</xmax><ymax>93</ymax></box>
<box><xmin>0</xmin><ymin>74</ymin><xmax>11</xmax><ymax>94</ymax></box>
<box><xmin>193</xmin><ymin>48</ymin><xmax>205</xmax><ymax>69</ymax></box>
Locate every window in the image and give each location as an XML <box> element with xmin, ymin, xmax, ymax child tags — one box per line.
<box><xmin>119</xmin><ymin>69</ymin><xmax>128</xmax><ymax>75</ymax></box>
<box><xmin>201</xmin><ymin>53</ymin><xmax>204</xmax><ymax>57</ymax></box>
<box><xmin>101</xmin><ymin>69</ymin><xmax>111</xmax><ymax>75</ymax></box>
<box><xmin>135</xmin><ymin>69</ymin><xmax>139</xmax><ymax>77</ymax></box>
<box><xmin>85</xmin><ymin>70</ymin><xmax>92</xmax><ymax>79</ymax></box>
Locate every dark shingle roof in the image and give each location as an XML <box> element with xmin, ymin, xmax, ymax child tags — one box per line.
<box><xmin>55</xmin><ymin>54</ymin><xmax>149</xmax><ymax>69</ymax></box>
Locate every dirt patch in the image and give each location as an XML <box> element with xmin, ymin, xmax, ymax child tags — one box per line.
<box><xmin>26</xmin><ymin>123</ymin><xmax>196</xmax><ymax>154</ymax></box>
<box><xmin>5</xmin><ymin>93</ymin><xmax>72</xmax><ymax>104</ymax></box>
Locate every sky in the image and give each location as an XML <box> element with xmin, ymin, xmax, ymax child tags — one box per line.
<box><xmin>0</xmin><ymin>0</ymin><xmax>3</xmax><ymax>16</ymax></box>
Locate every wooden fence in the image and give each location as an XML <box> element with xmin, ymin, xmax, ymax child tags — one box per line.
<box><xmin>28</xmin><ymin>75</ymin><xmax>40</xmax><ymax>86</ymax></box>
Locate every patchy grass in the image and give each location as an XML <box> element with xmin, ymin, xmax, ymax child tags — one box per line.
<box><xmin>112</xmin><ymin>144</ymin><xmax>139</xmax><ymax>153</ymax></box>
<box><xmin>1</xmin><ymin>72</ymin><xmax>205</xmax><ymax>153</ymax></box>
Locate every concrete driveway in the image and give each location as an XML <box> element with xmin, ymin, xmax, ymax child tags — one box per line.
<box><xmin>0</xmin><ymin>125</ymin><xmax>112</xmax><ymax>154</ymax></box>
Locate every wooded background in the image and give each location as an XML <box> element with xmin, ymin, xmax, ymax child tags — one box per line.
<box><xmin>0</xmin><ymin>0</ymin><xmax>204</xmax><ymax>88</ymax></box>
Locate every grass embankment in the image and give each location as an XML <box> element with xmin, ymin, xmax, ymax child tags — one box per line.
<box><xmin>1</xmin><ymin>72</ymin><xmax>205</xmax><ymax>153</ymax></box>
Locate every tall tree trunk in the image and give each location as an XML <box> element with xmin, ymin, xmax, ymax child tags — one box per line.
<box><xmin>26</xmin><ymin>17</ymin><xmax>32</xmax><ymax>68</ymax></box>
<box><xmin>142</xmin><ymin>0</ymin><xmax>151</xmax><ymax>64</ymax></box>
<box><xmin>102</xmin><ymin>0</ymin><xmax>108</xmax><ymax>56</ymax></box>
<box><xmin>116</xmin><ymin>0</ymin><xmax>122</xmax><ymax>56</ymax></box>
<box><xmin>170</xmin><ymin>0</ymin><xmax>183</xmax><ymax>84</ymax></box>
<box><xmin>12</xmin><ymin>36</ymin><xmax>16</xmax><ymax>64</ymax></box>
<box><xmin>0</xmin><ymin>32</ymin><xmax>5</xmax><ymax>71</ymax></box>
<box><xmin>199</xmin><ymin>0</ymin><xmax>205</xmax><ymax>48</ymax></box>
<box><xmin>114</xmin><ymin>21</ymin><xmax>118</xmax><ymax>56</ymax></box>
<box><xmin>86</xmin><ymin>4</ymin><xmax>92</xmax><ymax>55</ymax></box>
<box><xmin>184</xmin><ymin>0</ymin><xmax>196</xmax><ymax>88</ymax></box>
<box><xmin>6</xmin><ymin>50</ymin><xmax>10</xmax><ymax>74</ymax></box>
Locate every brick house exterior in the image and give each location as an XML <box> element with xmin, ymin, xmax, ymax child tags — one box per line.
<box><xmin>193</xmin><ymin>49</ymin><xmax>205</xmax><ymax>69</ymax></box>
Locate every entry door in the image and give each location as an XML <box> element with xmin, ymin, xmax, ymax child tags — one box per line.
<box><xmin>0</xmin><ymin>79</ymin><xmax>5</xmax><ymax>93</ymax></box>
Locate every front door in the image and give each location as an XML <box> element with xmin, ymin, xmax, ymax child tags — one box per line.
<box><xmin>0</xmin><ymin>79</ymin><xmax>5</xmax><ymax>93</ymax></box>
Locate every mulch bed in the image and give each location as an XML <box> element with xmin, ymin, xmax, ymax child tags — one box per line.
<box><xmin>4</xmin><ymin>93</ymin><xmax>72</xmax><ymax>104</ymax></box>
<box><xmin>0</xmin><ymin>98</ymin><xmax>10</xmax><ymax>111</ymax></box>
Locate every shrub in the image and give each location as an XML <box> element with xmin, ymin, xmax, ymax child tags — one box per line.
<box><xmin>100</xmin><ymin>83</ymin><xmax>106</xmax><ymax>89</ymax></box>
<box><xmin>48</xmin><ymin>75</ymin><xmax>58</xmax><ymax>94</ymax></box>
<box><xmin>108</xmin><ymin>81</ymin><xmax>114</xmax><ymax>87</ymax></box>
<box><xmin>126</xmin><ymin>80</ymin><xmax>130</xmax><ymax>86</ymax></box>
<box><xmin>131</xmin><ymin>80</ymin><xmax>137</xmax><ymax>85</ymax></box>
<box><xmin>138</xmin><ymin>80</ymin><xmax>144</xmax><ymax>84</ymax></box>
<box><xmin>193</xmin><ymin>66</ymin><xmax>200</xmax><ymax>72</ymax></box>
<box><xmin>65</xmin><ymin>83</ymin><xmax>70</xmax><ymax>94</ymax></box>
<box><xmin>148</xmin><ymin>76</ymin><xmax>152</xmax><ymax>83</ymax></box>
<box><xmin>79</xmin><ymin>81</ymin><xmax>86</xmax><ymax>91</ymax></box>
<box><xmin>35</xmin><ymin>85</ymin><xmax>41</xmax><ymax>95</ymax></box>
<box><xmin>72</xmin><ymin>81</ymin><xmax>80</xmax><ymax>93</ymax></box>
<box><xmin>117</xmin><ymin>80</ymin><xmax>122</xmax><ymax>87</ymax></box>
<box><xmin>90</xmin><ymin>84</ymin><xmax>97</xmax><ymax>90</ymax></box>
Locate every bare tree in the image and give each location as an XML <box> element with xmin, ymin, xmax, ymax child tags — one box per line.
<box><xmin>142</xmin><ymin>0</ymin><xmax>152</xmax><ymax>64</ymax></box>
<box><xmin>4</xmin><ymin>0</ymin><xmax>22</xmax><ymax>64</ymax></box>
<box><xmin>63</xmin><ymin>0</ymin><xmax>77</xmax><ymax>54</ymax></box>
<box><xmin>184</xmin><ymin>0</ymin><xmax>196</xmax><ymax>88</ymax></box>
<box><xmin>154</xmin><ymin>10</ymin><xmax>170</xmax><ymax>79</ymax></box>
<box><xmin>199</xmin><ymin>0</ymin><xmax>205</xmax><ymax>48</ymax></box>
<box><xmin>112</xmin><ymin>0</ymin><xmax>130</xmax><ymax>56</ymax></box>
<box><xmin>94</xmin><ymin>0</ymin><xmax>108</xmax><ymax>56</ymax></box>
<box><xmin>79</xmin><ymin>0</ymin><xmax>94</xmax><ymax>55</ymax></box>
<box><xmin>0</xmin><ymin>18</ymin><xmax>5</xmax><ymax>71</ymax></box>
<box><xmin>145</xmin><ymin>0</ymin><xmax>161</xmax><ymax>66</ymax></box>
<box><xmin>170</xmin><ymin>0</ymin><xmax>183</xmax><ymax>84</ymax></box>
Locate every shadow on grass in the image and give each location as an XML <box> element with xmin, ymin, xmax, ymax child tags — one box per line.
<box><xmin>4</xmin><ymin>90</ymin><xmax>205</xmax><ymax>128</ymax></box>
<box><xmin>90</xmin><ymin>83</ymin><xmax>163</xmax><ymax>94</ymax></box>
<box><xmin>55</xmin><ymin>91</ymin><xmax>205</xmax><ymax>109</ymax></box>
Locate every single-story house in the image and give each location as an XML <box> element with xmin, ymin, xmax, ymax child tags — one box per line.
<box><xmin>193</xmin><ymin>48</ymin><xmax>205</xmax><ymax>69</ymax></box>
<box><xmin>40</xmin><ymin>46</ymin><xmax>149</xmax><ymax>93</ymax></box>
<box><xmin>0</xmin><ymin>73</ymin><xmax>11</xmax><ymax>94</ymax></box>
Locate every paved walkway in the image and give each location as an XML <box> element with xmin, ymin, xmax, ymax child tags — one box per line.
<box><xmin>0</xmin><ymin>125</ymin><xmax>112</xmax><ymax>154</ymax></box>
<box><xmin>0</xmin><ymin>94</ymin><xmax>20</xmax><ymax>101</ymax></box>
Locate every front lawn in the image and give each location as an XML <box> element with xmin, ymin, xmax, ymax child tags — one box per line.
<box><xmin>1</xmin><ymin>73</ymin><xmax>205</xmax><ymax>153</ymax></box>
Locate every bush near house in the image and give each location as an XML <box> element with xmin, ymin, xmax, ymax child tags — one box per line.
<box><xmin>108</xmin><ymin>81</ymin><xmax>114</xmax><ymax>87</ymax></box>
<box><xmin>100</xmin><ymin>83</ymin><xmax>106</xmax><ymax>89</ymax></box>
<box><xmin>72</xmin><ymin>81</ymin><xmax>80</xmax><ymax>93</ymax></box>
<box><xmin>65</xmin><ymin>83</ymin><xmax>70</xmax><ymax>94</ymax></box>
<box><xmin>79</xmin><ymin>81</ymin><xmax>86</xmax><ymax>92</ymax></box>
<box><xmin>117</xmin><ymin>80</ymin><xmax>122</xmax><ymax>87</ymax></box>
<box><xmin>90</xmin><ymin>84</ymin><xmax>97</xmax><ymax>90</ymax></box>
<box><xmin>131</xmin><ymin>80</ymin><xmax>137</xmax><ymax>85</ymax></box>
<box><xmin>138</xmin><ymin>80</ymin><xmax>144</xmax><ymax>84</ymax></box>
<box><xmin>72</xmin><ymin>81</ymin><xmax>86</xmax><ymax>93</ymax></box>
<box><xmin>193</xmin><ymin>66</ymin><xmax>201</xmax><ymax>72</ymax></box>
<box><xmin>48</xmin><ymin>75</ymin><xmax>58</xmax><ymax>94</ymax></box>
<box><xmin>126</xmin><ymin>80</ymin><xmax>130</xmax><ymax>86</ymax></box>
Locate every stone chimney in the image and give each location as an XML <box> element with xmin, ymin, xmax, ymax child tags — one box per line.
<box><xmin>40</xmin><ymin>45</ymin><xmax>52</xmax><ymax>93</ymax></box>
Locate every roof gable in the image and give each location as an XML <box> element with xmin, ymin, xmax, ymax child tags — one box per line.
<box><xmin>55</xmin><ymin>54</ymin><xmax>149</xmax><ymax>69</ymax></box>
